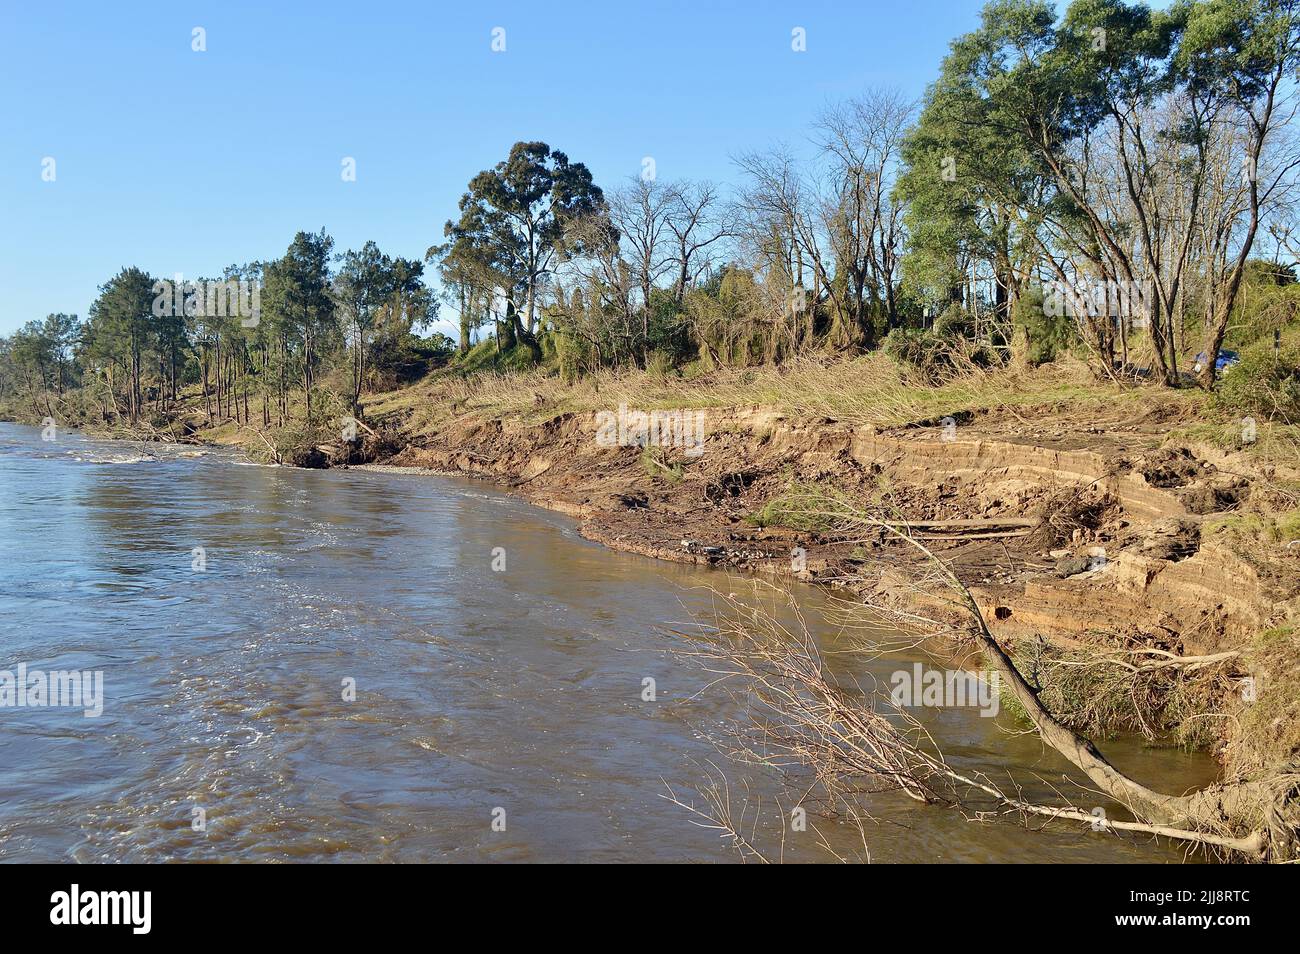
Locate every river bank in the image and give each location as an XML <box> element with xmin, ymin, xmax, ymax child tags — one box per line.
<box><xmin>343</xmin><ymin>359</ymin><xmax>1300</xmax><ymax>790</ymax></box>
<box><xmin>11</xmin><ymin>356</ymin><xmax>1300</xmax><ymax>790</ymax></box>
<box><xmin>1</xmin><ymin>420</ymin><xmax>1220</xmax><ymax>863</ymax></box>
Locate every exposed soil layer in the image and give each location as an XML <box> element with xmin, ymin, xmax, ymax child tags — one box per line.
<box><xmin>369</xmin><ymin>402</ymin><xmax>1300</xmax><ymax>663</ymax></box>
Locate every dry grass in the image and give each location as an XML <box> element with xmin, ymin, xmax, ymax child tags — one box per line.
<box><xmin>366</xmin><ymin>353</ymin><xmax>1207</xmax><ymax>435</ymax></box>
<box><xmin>1012</xmin><ymin>638</ymin><xmax>1243</xmax><ymax>751</ymax></box>
<box><xmin>1171</xmin><ymin>418</ymin><xmax>1300</xmax><ymax>471</ymax></box>
<box><xmin>1228</xmin><ymin>625</ymin><xmax>1300</xmax><ymax>779</ymax></box>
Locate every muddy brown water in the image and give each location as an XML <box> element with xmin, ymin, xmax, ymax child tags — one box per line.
<box><xmin>0</xmin><ymin>422</ymin><xmax>1217</xmax><ymax>862</ymax></box>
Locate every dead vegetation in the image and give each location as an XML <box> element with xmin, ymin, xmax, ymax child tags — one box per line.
<box><xmin>1013</xmin><ymin>637</ymin><xmax>1242</xmax><ymax>750</ymax></box>
<box><xmin>366</xmin><ymin>352</ymin><xmax>1203</xmax><ymax>435</ymax></box>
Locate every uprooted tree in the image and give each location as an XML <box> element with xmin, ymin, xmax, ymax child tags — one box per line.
<box><xmin>674</xmin><ymin>495</ymin><xmax>1300</xmax><ymax>862</ymax></box>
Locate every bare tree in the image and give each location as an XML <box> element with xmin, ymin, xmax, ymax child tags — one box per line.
<box><xmin>1197</xmin><ymin>62</ymin><xmax>1300</xmax><ymax>386</ymax></box>
<box><xmin>815</xmin><ymin>88</ymin><xmax>916</xmax><ymax>337</ymax></box>
<box><xmin>664</xmin><ymin>180</ymin><xmax>734</xmax><ymax>303</ymax></box>
<box><xmin>735</xmin><ymin>146</ymin><xmax>856</xmax><ymax>345</ymax></box>
<box><xmin>608</xmin><ymin>177</ymin><xmax>676</xmax><ymax>363</ymax></box>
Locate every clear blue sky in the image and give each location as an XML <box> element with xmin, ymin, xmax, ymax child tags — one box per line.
<box><xmin>0</xmin><ymin>0</ymin><xmax>991</xmax><ymax>338</ymax></box>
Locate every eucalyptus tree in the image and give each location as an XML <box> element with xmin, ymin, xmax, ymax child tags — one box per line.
<box><xmin>442</xmin><ymin>141</ymin><xmax>611</xmax><ymax>361</ymax></box>
<box><xmin>739</xmin><ymin>106</ymin><xmax>914</xmax><ymax>351</ymax></box>
<box><xmin>1180</xmin><ymin>0</ymin><xmax>1300</xmax><ymax>386</ymax></box>
<box><xmin>898</xmin><ymin>0</ymin><xmax>1146</xmax><ymax>368</ymax></box>
<box><xmin>552</xmin><ymin>176</ymin><xmax>732</xmax><ymax>367</ymax></box>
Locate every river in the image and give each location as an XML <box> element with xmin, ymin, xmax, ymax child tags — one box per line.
<box><xmin>0</xmin><ymin>421</ymin><xmax>1217</xmax><ymax>862</ymax></box>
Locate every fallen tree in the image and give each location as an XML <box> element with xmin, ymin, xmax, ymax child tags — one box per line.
<box><xmin>672</xmin><ymin>494</ymin><xmax>1300</xmax><ymax>862</ymax></box>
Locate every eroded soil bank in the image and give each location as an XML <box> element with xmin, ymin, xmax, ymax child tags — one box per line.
<box><xmin>70</xmin><ymin>370</ymin><xmax>1291</xmax><ymax>778</ymax></box>
<box><xmin>355</xmin><ymin>397</ymin><xmax>1300</xmax><ymax>773</ymax></box>
<box><xmin>374</xmin><ymin>408</ymin><xmax>1284</xmax><ymax>642</ymax></box>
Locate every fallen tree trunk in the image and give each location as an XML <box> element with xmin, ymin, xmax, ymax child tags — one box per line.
<box><xmin>876</xmin><ymin>515</ymin><xmax>1295</xmax><ymax>861</ymax></box>
<box><xmin>773</xmin><ymin>493</ymin><xmax>1299</xmax><ymax>861</ymax></box>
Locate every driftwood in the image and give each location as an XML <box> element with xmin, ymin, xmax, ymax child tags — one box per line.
<box><xmin>821</xmin><ymin>518</ymin><xmax>1035</xmax><ymax>538</ymax></box>
<box><xmin>898</xmin><ymin>530</ymin><xmax>1032</xmax><ymax>541</ymax></box>
<box><xmin>239</xmin><ymin>424</ymin><xmax>282</xmax><ymax>464</ymax></box>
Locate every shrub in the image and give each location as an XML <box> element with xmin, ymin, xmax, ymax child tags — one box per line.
<box><xmin>882</xmin><ymin>327</ymin><xmax>953</xmax><ymax>382</ymax></box>
<box><xmin>747</xmin><ymin>480</ymin><xmax>850</xmax><ymax>532</ymax></box>
<box><xmin>1212</xmin><ymin>338</ymin><xmax>1300</xmax><ymax>423</ymax></box>
<box><xmin>934</xmin><ymin>303</ymin><xmax>975</xmax><ymax>338</ymax></box>
<box><xmin>1013</xmin><ymin>286</ymin><xmax>1075</xmax><ymax>365</ymax></box>
<box><xmin>640</xmin><ymin>446</ymin><xmax>683</xmax><ymax>483</ymax></box>
<box><xmin>883</xmin><ymin>322</ymin><xmax>1000</xmax><ymax>382</ymax></box>
<box><xmin>646</xmin><ymin>350</ymin><xmax>676</xmax><ymax>379</ymax></box>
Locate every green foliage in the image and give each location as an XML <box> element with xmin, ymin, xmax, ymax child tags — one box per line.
<box><xmin>933</xmin><ymin>304</ymin><xmax>974</xmax><ymax>338</ymax></box>
<box><xmin>451</xmin><ymin>339</ymin><xmax>541</xmax><ymax>375</ymax></box>
<box><xmin>0</xmin><ymin>229</ymin><xmax>447</xmax><ymax>432</ymax></box>
<box><xmin>883</xmin><ymin>312</ymin><xmax>1001</xmax><ymax>382</ymax></box>
<box><xmin>645</xmin><ymin>350</ymin><xmax>676</xmax><ymax>378</ymax></box>
<box><xmin>262</xmin><ymin>422</ymin><xmax>335</xmax><ymax>467</ymax></box>
<box><xmin>1013</xmin><ymin>285</ymin><xmax>1076</xmax><ymax>364</ymax></box>
<box><xmin>439</xmin><ymin>141</ymin><xmax>610</xmax><ymax>360</ymax></box>
<box><xmin>1211</xmin><ymin>333</ymin><xmax>1300</xmax><ymax>422</ymax></box>
<box><xmin>335</xmin><ymin>240</ymin><xmax>437</xmax><ymax>398</ymax></box>
<box><xmin>1010</xmin><ymin>635</ymin><xmax>1235</xmax><ymax>749</ymax></box>
<box><xmin>896</xmin><ymin>0</ymin><xmax>1054</xmax><ymax>312</ymax></box>
<box><xmin>685</xmin><ymin>266</ymin><xmax>791</xmax><ymax>368</ymax></box>
<box><xmin>640</xmin><ymin>446</ymin><xmax>683</xmax><ymax>483</ymax></box>
<box><xmin>645</xmin><ymin>287</ymin><xmax>691</xmax><ymax>362</ymax></box>
<box><xmin>7</xmin><ymin>313</ymin><xmax>81</xmax><ymax>398</ymax></box>
<box><xmin>6</xmin><ymin>0</ymin><xmax>1299</xmax><ymax>431</ymax></box>
<box><xmin>747</xmin><ymin>480</ymin><xmax>851</xmax><ymax>532</ymax></box>
<box><xmin>1233</xmin><ymin>624</ymin><xmax>1300</xmax><ymax>775</ymax></box>
<box><xmin>1222</xmin><ymin>260</ymin><xmax>1300</xmax><ymax>350</ymax></box>
<box><xmin>882</xmin><ymin>327</ymin><xmax>955</xmax><ymax>382</ymax></box>
<box><xmin>85</xmin><ymin>266</ymin><xmax>156</xmax><ymax>419</ymax></box>
<box><xmin>1206</xmin><ymin>507</ymin><xmax>1300</xmax><ymax>544</ymax></box>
